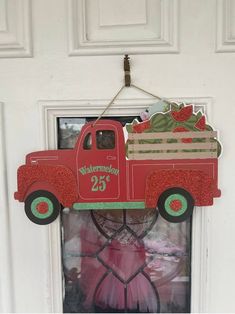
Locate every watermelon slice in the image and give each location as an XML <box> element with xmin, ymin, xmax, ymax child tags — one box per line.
<box><xmin>132</xmin><ymin>120</ymin><xmax>151</xmax><ymax>133</ymax></box>
<box><xmin>195</xmin><ymin>115</ymin><xmax>206</xmax><ymax>130</ymax></box>
<box><xmin>171</xmin><ymin>105</ymin><xmax>193</xmax><ymax>122</ymax></box>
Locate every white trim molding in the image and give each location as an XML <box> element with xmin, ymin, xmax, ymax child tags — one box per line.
<box><xmin>39</xmin><ymin>97</ymin><xmax>212</xmax><ymax>312</ymax></box>
<box><xmin>191</xmin><ymin>207</ymin><xmax>210</xmax><ymax>312</ymax></box>
<box><xmin>216</xmin><ymin>0</ymin><xmax>235</xmax><ymax>52</ymax></box>
<box><xmin>0</xmin><ymin>0</ymin><xmax>7</xmax><ymax>31</ymax></box>
<box><xmin>0</xmin><ymin>103</ymin><xmax>14</xmax><ymax>312</ymax></box>
<box><xmin>40</xmin><ymin>97</ymin><xmax>212</xmax><ymax>149</ymax></box>
<box><xmin>0</xmin><ymin>0</ymin><xmax>32</xmax><ymax>58</ymax></box>
<box><xmin>68</xmin><ymin>0</ymin><xmax>179</xmax><ymax>55</ymax></box>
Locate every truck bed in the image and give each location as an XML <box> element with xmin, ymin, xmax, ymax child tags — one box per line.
<box><xmin>127</xmin><ymin>158</ymin><xmax>219</xmax><ymax>201</ymax></box>
<box><xmin>127</xmin><ymin>131</ymin><xmax>218</xmax><ymax>160</ymax></box>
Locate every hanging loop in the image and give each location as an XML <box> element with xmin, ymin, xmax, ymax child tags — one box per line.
<box><xmin>124</xmin><ymin>54</ymin><xmax>131</xmax><ymax>87</ymax></box>
<box><xmin>92</xmin><ymin>55</ymin><xmax>173</xmax><ymax>126</ymax></box>
<box><xmin>92</xmin><ymin>85</ymin><xmax>125</xmax><ymax>126</ymax></box>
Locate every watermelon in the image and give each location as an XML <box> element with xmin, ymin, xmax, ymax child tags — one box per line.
<box><xmin>171</xmin><ymin>105</ymin><xmax>193</xmax><ymax>122</ymax></box>
<box><xmin>125</xmin><ymin>102</ymin><xmax>222</xmax><ymax>157</ymax></box>
<box><xmin>195</xmin><ymin>115</ymin><xmax>206</xmax><ymax>130</ymax></box>
<box><xmin>132</xmin><ymin>120</ymin><xmax>151</xmax><ymax>133</ymax></box>
<box><xmin>150</xmin><ymin>113</ymin><xmax>167</xmax><ymax>132</ymax></box>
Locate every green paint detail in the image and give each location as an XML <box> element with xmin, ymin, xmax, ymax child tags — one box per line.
<box><xmin>91</xmin><ymin>175</ymin><xmax>110</xmax><ymax>192</ymax></box>
<box><xmin>91</xmin><ymin>175</ymin><xmax>99</xmax><ymax>192</ymax></box>
<box><xmin>164</xmin><ymin>194</ymin><xmax>187</xmax><ymax>217</ymax></box>
<box><xmin>73</xmin><ymin>202</ymin><xmax>145</xmax><ymax>211</ymax></box>
<box><xmin>79</xmin><ymin>164</ymin><xmax>119</xmax><ymax>176</ymax></box>
<box><xmin>31</xmin><ymin>197</ymin><xmax>54</xmax><ymax>219</ymax></box>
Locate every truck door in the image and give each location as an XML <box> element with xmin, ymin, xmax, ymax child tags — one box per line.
<box><xmin>77</xmin><ymin>124</ymin><xmax>121</xmax><ymax>201</ymax></box>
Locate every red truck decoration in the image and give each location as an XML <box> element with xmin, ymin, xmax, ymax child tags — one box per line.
<box><xmin>14</xmin><ymin>103</ymin><xmax>221</xmax><ymax>225</ymax></box>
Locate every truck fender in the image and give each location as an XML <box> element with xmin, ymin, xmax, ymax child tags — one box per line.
<box><xmin>25</xmin><ymin>181</ymin><xmax>64</xmax><ymax>206</ymax></box>
<box><xmin>145</xmin><ymin>169</ymin><xmax>214</xmax><ymax>209</ymax></box>
<box><xmin>16</xmin><ymin>164</ymin><xmax>78</xmax><ymax>207</ymax></box>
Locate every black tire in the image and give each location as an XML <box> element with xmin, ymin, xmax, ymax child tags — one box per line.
<box><xmin>25</xmin><ymin>190</ymin><xmax>61</xmax><ymax>225</ymax></box>
<box><xmin>157</xmin><ymin>187</ymin><xmax>194</xmax><ymax>223</ymax></box>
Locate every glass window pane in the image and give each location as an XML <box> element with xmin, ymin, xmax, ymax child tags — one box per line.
<box><xmin>57</xmin><ymin>117</ymin><xmax>137</xmax><ymax>149</ymax></box>
<box><xmin>58</xmin><ymin>118</ymin><xmax>86</xmax><ymax>149</ymax></box>
<box><xmin>58</xmin><ymin>117</ymin><xmax>191</xmax><ymax>313</ymax></box>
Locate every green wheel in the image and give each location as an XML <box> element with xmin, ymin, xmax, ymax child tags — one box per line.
<box><xmin>157</xmin><ymin>188</ymin><xmax>194</xmax><ymax>223</ymax></box>
<box><xmin>25</xmin><ymin>190</ymin><xmax>61</xmax><ymax>225</ymax></box>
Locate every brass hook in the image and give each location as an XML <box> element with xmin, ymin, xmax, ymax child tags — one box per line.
<box><xmin>124</xmin><ymin>54</ymin><xmax>131</xmax><ymax>87</ymax></box>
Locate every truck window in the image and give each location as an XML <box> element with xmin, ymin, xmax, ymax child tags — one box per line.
<box><xmin>96</xmin><ymin>130</ymin><xmax>115</xmax><ymax>150</ymax></box>
<box><xmin>83</xmin><ymin>133</ymin><xmax>92</xmax><ymax>150</ymax></box>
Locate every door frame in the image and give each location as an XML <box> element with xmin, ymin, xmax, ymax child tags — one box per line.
<box><xmin>0</xmin><ymin>103</ymin><xmax>14</xmax><ymax>312</ymax></box>
<box><xmin>39</xmin><ymin>97</ymin><xmax>213</xmax><ymax>312</ymax></box>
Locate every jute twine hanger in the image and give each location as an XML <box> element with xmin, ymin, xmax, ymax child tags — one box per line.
<box><xmin>93</xmin><ymin>55</ymin><xmax>173</xmax><ymax>126</ymax></box>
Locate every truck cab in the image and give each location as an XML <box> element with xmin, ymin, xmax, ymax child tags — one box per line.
<box><xmin>15</xmin><ymin>120</ymin><xmax>145</xmax><ymax>225</ymax></box>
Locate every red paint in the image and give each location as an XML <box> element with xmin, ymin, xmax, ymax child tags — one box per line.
<box><xmin>128</xmin><ymin>158</ymin><xmax>219</xmax><ymax>203</ymax></box>
<box><xmin>76</xmin><ymin>122</ymin><xmax>123</xmax><ymax>201</ymax></box>
<box><xmin>170</xmin><ymin>199</ymin><xmax>182</xmax><ymax>211</ymax></box>
<box><xmin>145</xmin><ymin>169</ymin><xmax>215</xmax><ymax>209</ymax></box>
<box><xmin>36</xmin><ymin>202</ymin><xmax>49</xmax><ymax>214</ymax></box>
<box><xmin>195</xmin><ymin>115</ymin><xmax>206</xmax><ymax>130</ymax></box>
<box><xmin>171</xmin><ymin>105</ymin><xmax>193</xmax><ymax>122</ymax></box>
<box><xmin>15</xmin><ymin>119</ymin><xmax>221</xmax><ymax>217</ymax></box>
<box><xmin>16</xmin><ymin>164</ymin><xmax>78</xmax><ymax>207</ymax></box>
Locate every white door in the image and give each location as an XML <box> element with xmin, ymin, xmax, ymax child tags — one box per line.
<box><xmin>0</xmin><ymin>0</ymin><xmax>234</xmax><ymax>312</ymax></box>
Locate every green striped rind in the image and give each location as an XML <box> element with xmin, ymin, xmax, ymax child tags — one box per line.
<box><xmin>73</xmin><ymin>202</ymin><xmax>145</xmax><ymax>211</ymax></box>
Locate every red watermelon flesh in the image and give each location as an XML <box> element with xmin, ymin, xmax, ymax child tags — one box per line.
<box><xmin>195</xmin><ymin>115</ymin><xmax>206</xmax><ymax>130</ymax></box>
<box><xmin>133</xmin><ymin>120</ymin><xmax>151</xmax><ymax>133</ymax></box>
<box><xmin>171</xmin><ymin>105</ymin><xmax>193</xmax><ymax>122</ymax></box>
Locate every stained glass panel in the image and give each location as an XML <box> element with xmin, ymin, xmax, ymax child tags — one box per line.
<box><xmin>58</xmin><ymin>117</ymin><xmax>191</xmax><ymax>313</ymax></box>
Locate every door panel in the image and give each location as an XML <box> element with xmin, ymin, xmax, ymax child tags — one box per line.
<box><xmin>1</xmin><ymin>0</ymin><xmax>235</xmax><ymax>312</ymax></box>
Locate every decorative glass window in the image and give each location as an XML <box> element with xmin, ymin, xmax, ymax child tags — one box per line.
<box><xmin>58</xmin><ymin>117</ymin><xmax>191</xmax><ymax>313</ymax></box>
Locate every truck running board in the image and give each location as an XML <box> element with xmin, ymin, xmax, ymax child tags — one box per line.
<box><xmin>72</xmin><ymin>202</ymin><xmax>146</xmax><ymax>211</ymax></box>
